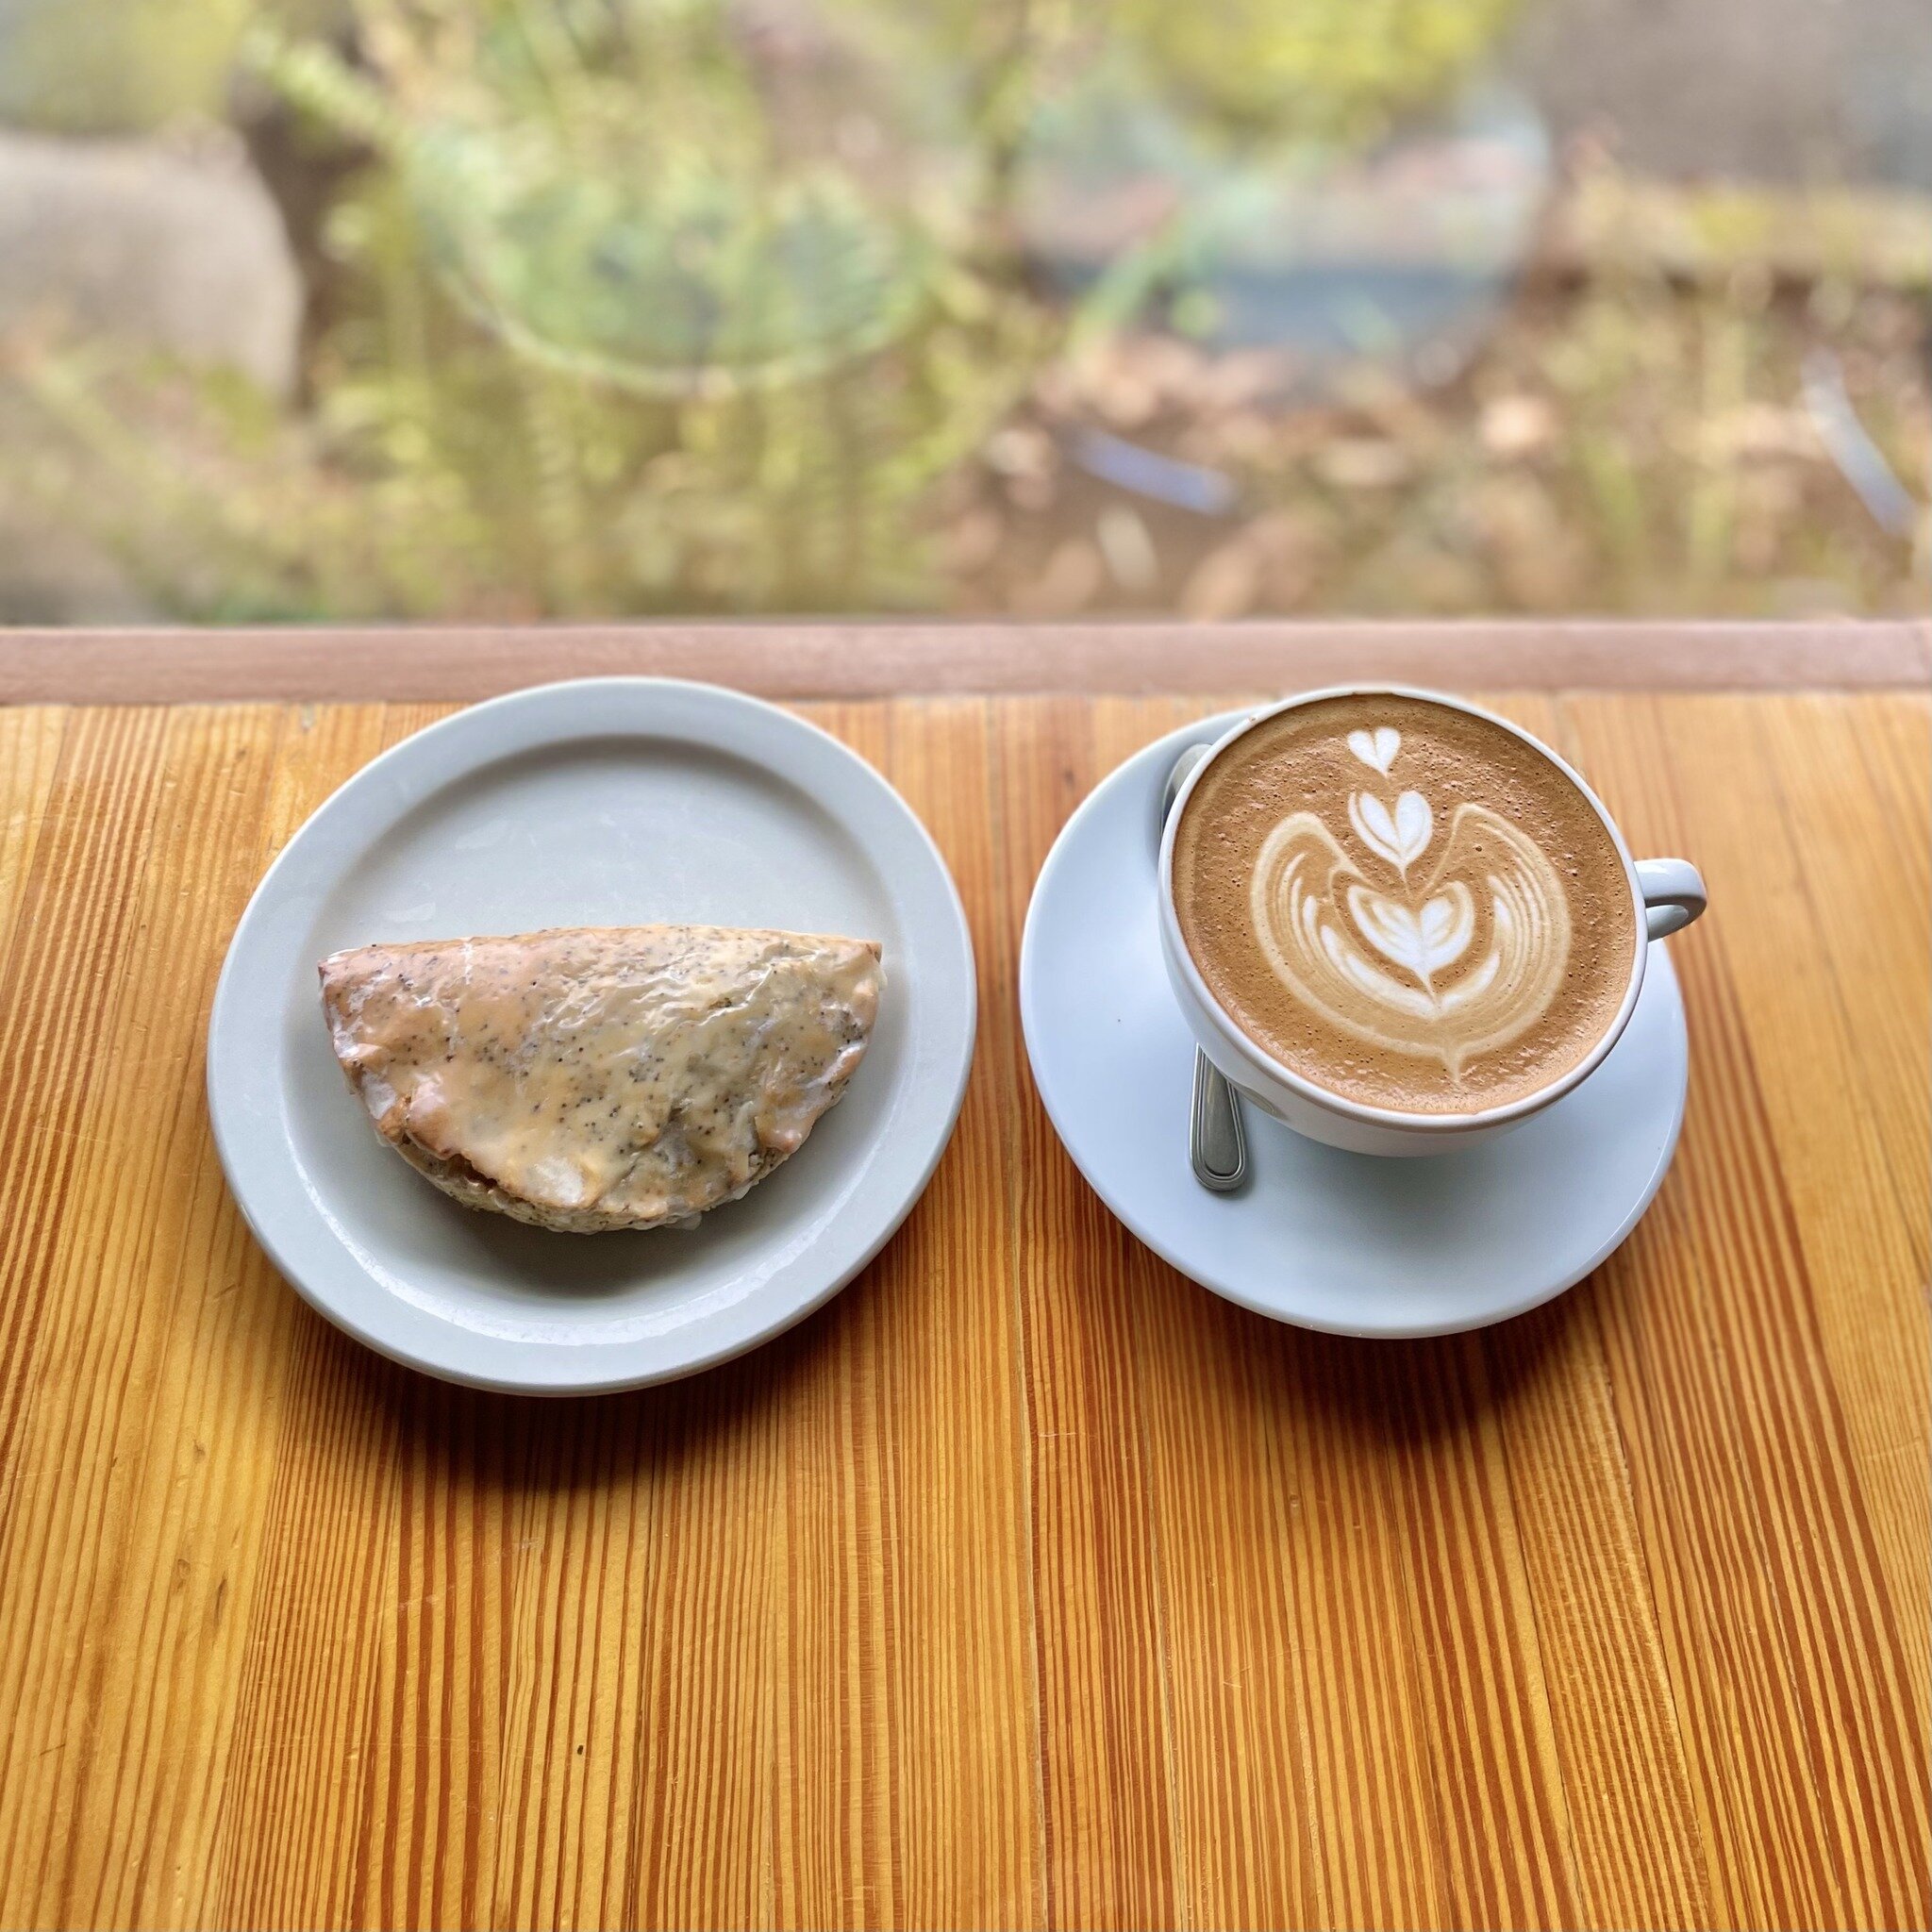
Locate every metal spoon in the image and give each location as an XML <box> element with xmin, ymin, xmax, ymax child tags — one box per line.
<box><xmin>1159</xmin><ymin>744</ymin><xmax>1248</xmax><ymax>1192</ymax></box>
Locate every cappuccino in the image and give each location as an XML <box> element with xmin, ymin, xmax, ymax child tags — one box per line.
<box><xmin>1172</xmin><ymin>693</ymin><xmax>1640</xmax><ymax>1115</ymax></box>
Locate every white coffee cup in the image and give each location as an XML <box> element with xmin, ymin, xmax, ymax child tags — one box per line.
<box><xmin>1157</xmin><ymin>686</ymin><xmax>1707</xmax><ymax>1158</ymax></box>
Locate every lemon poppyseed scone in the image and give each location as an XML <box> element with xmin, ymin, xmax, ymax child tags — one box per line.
<box><xmin>321</xmin><ymin>924</ymin><xmax>882</xmax><ymax>1232</ymax></box>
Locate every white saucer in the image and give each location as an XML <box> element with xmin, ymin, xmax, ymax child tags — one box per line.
<box><xmin>208</xmin><ymin>678</ymin><xmax>975</xmax><ymax>1393</ymax></box>
<box><xmin>1019</xmin><ymin>714</ymin><xmax>1689</xmax><ymax>1338</ymax></box>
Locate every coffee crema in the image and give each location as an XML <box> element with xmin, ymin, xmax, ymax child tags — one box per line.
<box><xmin>1172</xmin><ymin>694</ymin><xmax>1640</xmax><ymax>1115</ymax></box>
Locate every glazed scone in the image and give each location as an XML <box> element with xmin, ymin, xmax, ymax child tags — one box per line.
<box><xmin>320</xmin><ymin>924</ymin><xmax>882</xmax><ymax>1232</ymax></box>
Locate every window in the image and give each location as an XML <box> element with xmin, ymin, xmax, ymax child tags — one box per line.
<box><xmin>0</xmin><ymin>0</ymin><xmax>1923</xmax><ymax>625</ymax></box>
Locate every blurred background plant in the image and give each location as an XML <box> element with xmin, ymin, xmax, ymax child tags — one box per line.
<box><xmin>1110</xmin><ymin>0</ymin><xmax>1516</xmax><ymax>142</ymax></box>
<box><xmin>0</xmin><ymin>0</ymin><xmax>1923</xmax><ymax>623</ymax></box>
<box><xmin>8</xmin><ymin>0</ymin><xmax>1055</xmax><ymax>615</ymax></box>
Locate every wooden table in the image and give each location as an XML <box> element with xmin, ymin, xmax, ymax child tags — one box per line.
<box><xmin>0</xmin><ymin>623</ymin><xmax>1925</xmax><ymax>1930</ymax></box>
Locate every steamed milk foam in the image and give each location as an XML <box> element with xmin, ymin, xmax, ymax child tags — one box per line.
<box><xmin>1172</xmin><ymin>694</ymin><xmax>1639</xmax><ymax>1115</ymax></box>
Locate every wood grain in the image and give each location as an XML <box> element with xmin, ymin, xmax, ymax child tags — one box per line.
<box><xmin>0</xmin><ymin>690</ymin><xmax>1924</xmax><ymax>1930</ymax></box>
<box><xmin>0</xmin><ymin>618</ymin><xmax>1927</xmax><ymax>705</ymax></box>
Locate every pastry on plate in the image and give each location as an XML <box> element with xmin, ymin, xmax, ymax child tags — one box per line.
<box><xmin>321</xmin><ymin>924</ymin><xmax>882</xmax><ymax>1232</ymax></box>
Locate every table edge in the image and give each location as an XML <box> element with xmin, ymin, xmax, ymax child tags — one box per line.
<box><xmin>1</xmin><ymin>618</ymin><xmax>1926</xmax><ymax>703</ymax></box>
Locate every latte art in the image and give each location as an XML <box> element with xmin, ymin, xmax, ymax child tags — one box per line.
<box><xmin>1250</xmin><ymin>727</ymin><xmax>1571</xmax><ymax>1086</ymax></box>
<box><xmin>1172</xmin><ymin>693</ymin><xmax>1640</xmax><ymax>1115</ymax></box>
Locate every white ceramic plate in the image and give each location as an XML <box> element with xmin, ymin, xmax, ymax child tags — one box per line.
<box><xmin>208</xmin><ymin>678</ymin><xmax>975</xmax><ymax>1393</ymax></box>
<box><xmin>1019</xmin><ymin>714</ymin><xmax>1689</xmax><ymax>1338</ymax></box>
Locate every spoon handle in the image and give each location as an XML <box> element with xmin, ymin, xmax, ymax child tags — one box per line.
<box><xmin>1191</xmin><ymin>1050</ymin><xmax>1248</xmax><ymax>1191</ymax></box>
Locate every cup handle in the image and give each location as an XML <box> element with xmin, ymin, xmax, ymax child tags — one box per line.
<box><xmin>1636</xmin><ymin>858</ymin><xmax>1707</xmax><ymax>941</ymax></box>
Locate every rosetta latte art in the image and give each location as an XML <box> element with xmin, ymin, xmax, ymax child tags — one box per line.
<box><xmin>1248</xmin><ymin>725</ymin><xmax>1573</xmax><ymax>1085</ymax></box>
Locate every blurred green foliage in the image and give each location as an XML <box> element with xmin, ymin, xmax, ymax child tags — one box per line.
<box><xmin>1112</xmin><ymin>0</ymin><xmax>1518</xmax><ymax>142</ymax></box>
<box><xmin>0</xmin><ymin>0</ymin><xmax>254</xmax><ymax>133</ymax></box>
<box><xmin>242</xmin><ymin>0</ymin><xmax>1056</xmax><ymax>611</ymax></box>
<box><xmin>6</xmin><ymin>0</ymin><xmax>1538</xmax><ymax>617</ymax></box>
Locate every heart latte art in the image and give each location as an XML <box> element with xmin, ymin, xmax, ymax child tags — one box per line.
<box><xmin>1172</xmin><ymin>694</ymin><xmax>1640</xmax><ymax>1114</ymax></box>
<box><xmin>1250</xmin><ymin>729</ymin><xmax>1569</xmax><ymax>1084</ymax></box>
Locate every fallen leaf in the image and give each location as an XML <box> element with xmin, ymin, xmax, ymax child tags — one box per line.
<box><xmin>1479</xmin><ymin>394</ymin><xmax>1556</xmax><ymax>457</ymax></box>
<box><xmin>1179</xmin><ymin>540</ymin><xmax>1260</xmax><ymax>620</ymax></box>
<box><xmin>1011</xmin><ymin>538</ymin><xmax>1104</xmax><ymax>616</ymax></box>
<box><xmin>1315</xmin><ymin>439</ymin><xmax>1412</xmax><ymax>490</ymax></box>
<box><xmin>1700</xmin><ymin>405</ymin><xmax>1818</xmax><ymax>460</ymax></box>
<box><xmin>983</xmin><ymin>425</ymin><xmax>1055</xmax><ymax>478</ymax></box>
<box><xmin>1196</xmin><ymin>348</ymin><xmax>1296</xmax><ymax>413</ymax></box>
<box><xmin>1096</xmin><ymin>505</ymin><xmax>1159</xmax><ymax>594</ymax></box>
